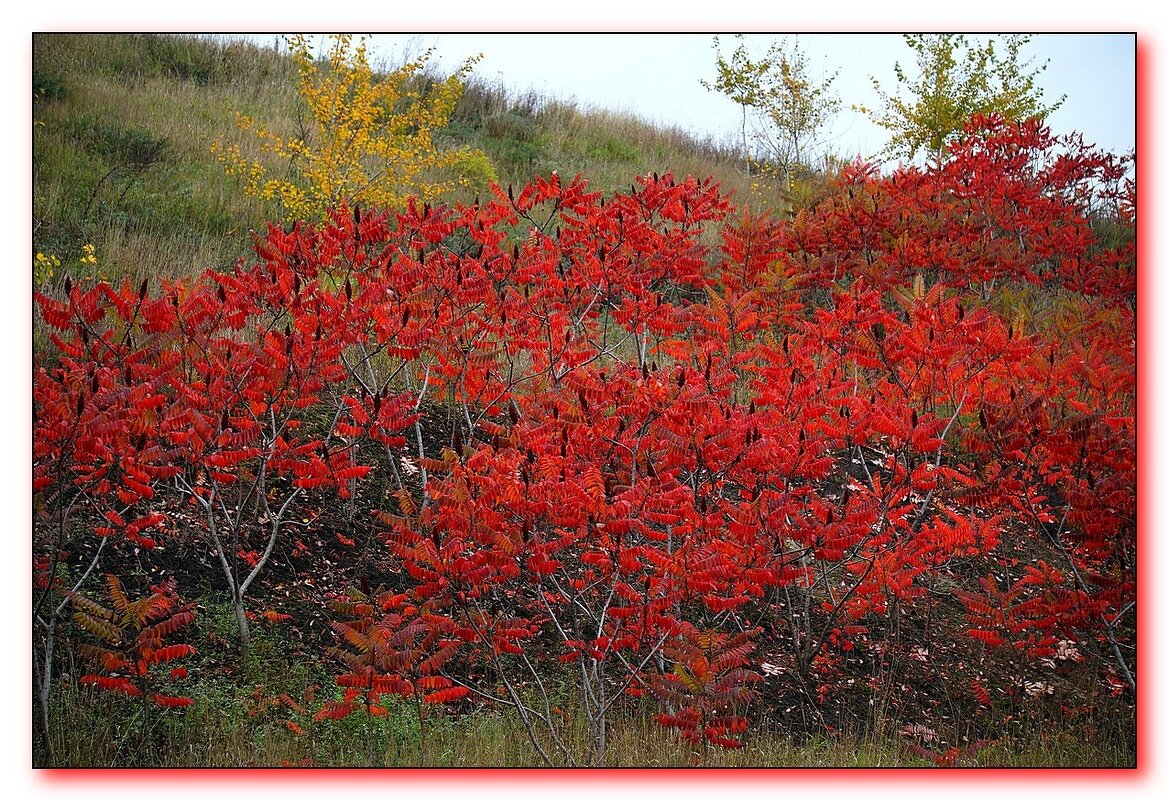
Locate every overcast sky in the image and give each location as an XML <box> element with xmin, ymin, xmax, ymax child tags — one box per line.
<box><xmin>254</xmin><ymin>33</ymin><xmax>1136</xmax><ymax>165</ymax></box>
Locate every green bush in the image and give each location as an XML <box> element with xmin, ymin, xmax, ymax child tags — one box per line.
<box><xmin>66</xmin><ymin>115</ymin><xmax>170</xmax><ymax>166</ymax></box>
<box><xmin>34</xmin><ymin>71</ymin><xmax>67</xmax><ymax>103</ymax></box>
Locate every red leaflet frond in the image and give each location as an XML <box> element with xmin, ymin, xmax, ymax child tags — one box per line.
<box><xmin>967</xmin><ymin>629</ymin><xmax>1006</xmax><ymax>647</ymax></box>
<box><xmin>96</xmin><ymin>651</ymin><xmax>130</xmax><ymax>672</ymax></box>
<box><xmin>334</xmin><ymin>623</ymin><xmax>373</xmax><ymax>654</ymax></box>
<box><xmin>314</xmin><ymin>701</ymin><xmax>356</xmax><ymax>721</ymax></box>
<box><xmin>82</xmin><ymin>675</ymin><xmax>142</xmax><ymax>697</ymax></box>
<box><xmin>373</xmin><ymin>676</ymin><xmax>413</xmax><ymax>695</ymax></box>
<box><xmin>423</xmin><ymin>686</ymin><xmax>470</xmax><ymax>704</ymax></box>
<box><xmin>261</xmin><ymin>609</ymin><xmax>292</xmax><ymax>625</ymax></box>
<box><xmin>417</xmin><ymin>643</ymin><xmax>460</xmax><ymax>675</ymax></box>
<box><xmin>333</xmin><ymin>465</ymin><xmax>373</xmax><ymax>481</ymax></box>
<box><xmin>140</xmin><ymin>610</ymin><xmax>195</xmax><ymax>643</ymax></box>
<box><xmin>145</xmin><ymin>644</ymin><xmax>197</xmax><ymax>664</ymax></box>
<box><xmin>415</xmin><ymin>675</ymin><xmax>452</xmax><ymax>691</ymax></box>
<box><xmin>34</xmin><ymin>292</ymin><xmax>75</xmax><ymax>330</ymax></box>
<box><xmin>150</xmin><ymin>693</ymin><xmax>194</xmax><ymax>708</ymax></box>
<box><xmin>336</xmin><ymin>671</ymin><xmax>374</xmax><ymax>688</ymax></box>
<box><xmin>704</xmin><ymin>732</ymin><xmax>744</xmax><ymax>749</ymax></box>
<box><xmin>125</xmin><ymin>591</ymin><xmax>172</xmax><ymax>628</ymax></box>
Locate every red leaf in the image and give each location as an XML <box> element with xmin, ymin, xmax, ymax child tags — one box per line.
<box><xmin>151</xmin><ymin>693</ymin><xmax>194</xmax><ymax>708</ymax></box>
<box><xmin>423</xmin><ymin>686</ymin><xmax>470</xmax><ymax>704</ymax></box>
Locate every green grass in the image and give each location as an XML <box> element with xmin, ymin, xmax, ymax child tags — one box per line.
<box><xmin>34</xmin><ymin>34</ymin><xmax>299</xmax><ymax>284</ymax></box>
<box><xmin>40</xmin><ymin>679</ymin><xmax>1134</xmax><ymax>767</ymax></box>
<box><xmin>446</xmin><ymin>83</ymin><xmax>752</xmax><ymax>200</ymax></box>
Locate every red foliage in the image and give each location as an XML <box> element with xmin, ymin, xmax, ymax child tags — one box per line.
<box><xmin>71</xmin><ymin>576</ymin><xmax>197</xmax><ymax>709</ymax></box>
<box><xmin>35</xmin><ymin>117</ymin><xmax>1135</xmax><ymax>751</ymax></box>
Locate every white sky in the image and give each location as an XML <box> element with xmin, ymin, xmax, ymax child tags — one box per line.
<box><xmin>328</xmin><ymin>33</ymin><xmax>1136</xmax><ymax>163</ymax></box>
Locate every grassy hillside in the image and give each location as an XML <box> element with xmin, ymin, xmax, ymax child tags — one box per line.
<box><xmin>33</xmin><ymin>33</ymin><xmax>753</xmax><ymax>286</ymax></box>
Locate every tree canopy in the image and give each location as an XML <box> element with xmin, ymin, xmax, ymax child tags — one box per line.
<box><xmin>861</xmin><ymin>34</ymin><xmax>1064</xmax><ymax>163</ymax></box>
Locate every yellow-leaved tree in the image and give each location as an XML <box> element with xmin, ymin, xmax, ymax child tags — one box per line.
<box><xmin>213</xmin><ymin>34</ymin><xmax>493</xmax><ymax>220</ymax></box>
<box><xmin>860</xmin><ymin>34</ymin><xmax>1065</xmax><ymax>165</ymax></box>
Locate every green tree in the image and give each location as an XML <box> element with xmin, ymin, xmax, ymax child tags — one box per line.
<box><xmin>860</xmin><ymin>34</ymin><xmax>1064</xmax><ymax>164</ymax></box>
<box><xmin>701</xmin><ymin>35</ymin><xmax>775</xmax><ymax>172</ymax></box>
<box><xmin>702</xmin><ymin>35</ymin><xmax>840</xmax><ymax>182</ymax></box>
<box><xmin>754</xmin><ymin>37</ymin><xmax>841</xmax><ymax>178</ymax></box>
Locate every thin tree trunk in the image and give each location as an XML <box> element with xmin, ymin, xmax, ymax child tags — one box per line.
<box><xmin>741</xmin><ymin>105</ymin><xmax>750</xmax><ymax>173</ymax></box>
<box><xmin>233</xmin><ymin>595</ymin><xmax>251</xmax><ymax>656</ymax></box>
